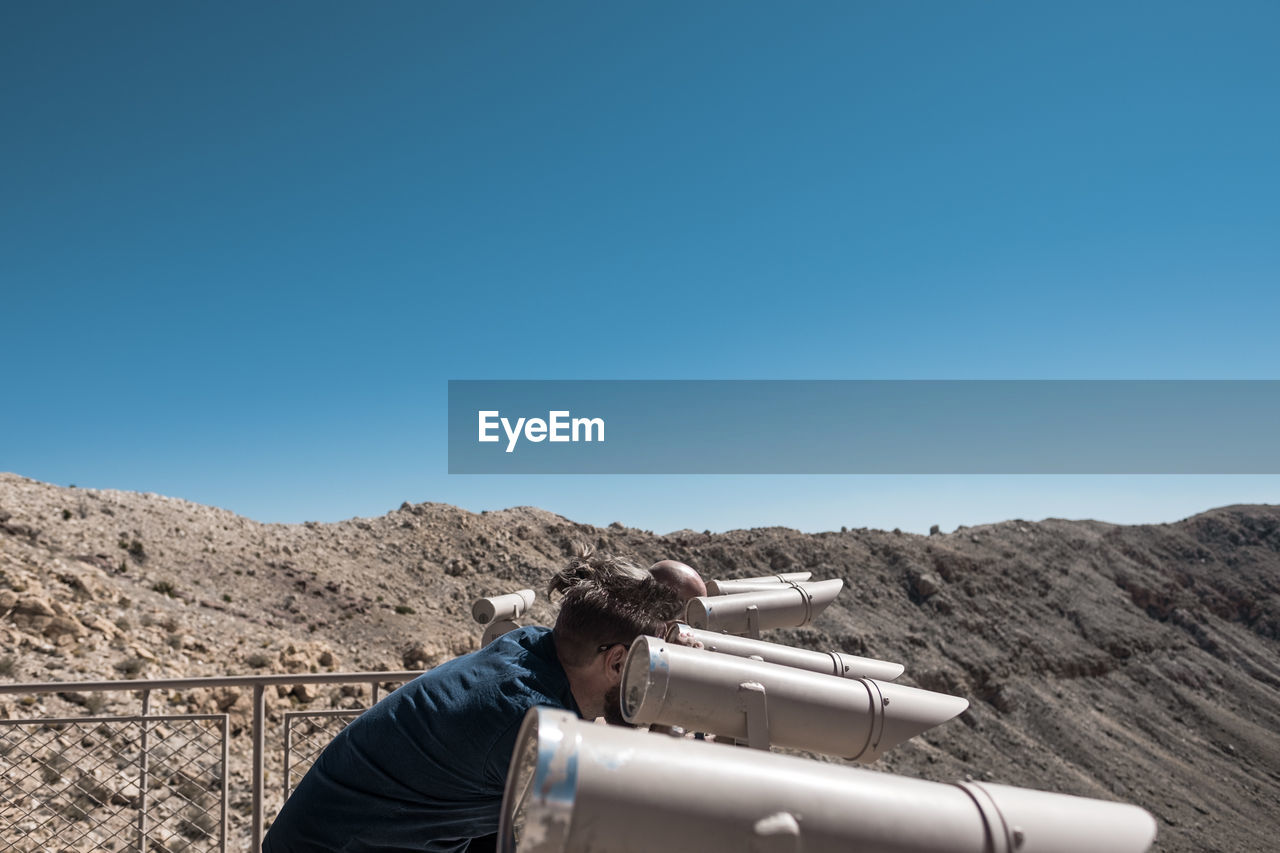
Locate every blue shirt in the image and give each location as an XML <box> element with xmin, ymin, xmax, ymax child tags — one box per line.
<box><xmin>263</xmin><ymin>626</ymin><xmax>580</xmax><ymax>852</ymax></box>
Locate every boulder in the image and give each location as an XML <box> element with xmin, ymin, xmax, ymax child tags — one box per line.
<box><xmin>211</xmin><ymin>687</ymin><xmax>243</xmax><ymax>713</ymax></box>
<box><xmin>279</xmin><ymin>650</ymin><xmax>310</xmax><ymax>673</ymax></box>
<box><xmin>15</xmin><ymin>596</ymin><xmax>56</xmax><ymax>618</ymax></box>
<box><xmin>907</xmin><ymin>569</ymin><xmax>942</xmax><ymax>599</ymax></box>
<box><xmin>44</xmin><ymin>615</ymin><xmax>89</xmax><ymax>642</ymax></box>
<box><xmin>81</xmin><ymin>615</ymin><xmax>118</xmax><ymax>638</ymax></box>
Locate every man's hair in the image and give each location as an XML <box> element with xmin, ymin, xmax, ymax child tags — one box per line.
<box><xmin>549</xmin><ymin>542</ymin><xmax>682</xmax><ymax>668</ymax></box>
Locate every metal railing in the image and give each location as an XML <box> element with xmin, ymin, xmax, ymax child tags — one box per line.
<box><xmin>1</xmin><ymin>671</ymin><xmax>423</xmax><ymax>852</ymax></box>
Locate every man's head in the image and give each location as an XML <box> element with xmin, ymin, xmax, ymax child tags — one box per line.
<box><xmin>649</xmin><ymin>559</ymin><xmax>707</xmax><ymax>602</ymax></box>
<box><xmin>549</xmin><ymin>544</ymin><xmax>683</xmax><ymax>724</ymax></box>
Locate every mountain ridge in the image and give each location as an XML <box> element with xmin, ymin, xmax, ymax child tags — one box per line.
<box><xmin>2</xmin><ymin>472</ymin><xmax>1277</xmax><ymax>852</ymax></box>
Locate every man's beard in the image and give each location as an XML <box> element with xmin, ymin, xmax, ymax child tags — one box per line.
<box><xmin>602</xmin><ymin>684</ymin><xmax>634</xmax><ymax>727</ymax></box>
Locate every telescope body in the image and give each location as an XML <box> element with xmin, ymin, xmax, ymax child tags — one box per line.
<box><xmin>684</xmin><ymin>578</ymin><xmax>843</xmax><ymax>636</ymax></box>
<box><xmin>500</xmin><ymin>707</ymin><xmax>1157</xmax><ymax>853</ymax></box>
<box><xmin>727</xmin><ymin>571</ymin><xmax>812</xmax><ymax>584</ymax></box>
<box><xmin>482</xmin><ymin>619</ymin><xmax>521</xmax><ymax>646</ymax></box>
<box><xmin>665</xmin><ymin>622</ymin><xmax>904</xmax><ymax>681</ymax></box>
<box><xmin>472</xmin><ymin>589</ymin><xmax>536</xmax><ymax>625</ymax></box>
<box><xmin>706</xmin><ymin>578</ymin><xmax>831</xmax><ymax>596</ymax></box>
<box><xmin>622</xmin><ymin>636</ymin><xmax>966</xmax><ymax>761</ymax></box>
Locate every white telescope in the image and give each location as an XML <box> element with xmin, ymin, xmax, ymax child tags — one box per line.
<box><xmin>472</xmin><ymin>589</ymin><xmax>536</xmax><ymax>625</ymax></box>
<box><xmin>499</xmin><ymin>707</ymin><xmax>1157</xmax><ymax>853</ymax></box>
<box><xmin>473</xmin><ymin>589</ymin><xmax>536</xmax><ymax>646</ymax></box>
<box><xmin>665</xmin><ymin>621</ymin><xmax>904</xmax><ymax>681</ymax></box>
<box><xmin>707</xmin><ymin>578</ymin><xmax>830</xmax><ymax>596</ymax></box>
<box><xmin>727</xmin><ymin>571</ymin><xmax>813</xmax><ymax>584</ymax></box>
<box><xmin>684</xmin><ymin>578</ymin><xmax>843</xmax><ymax>637</ymax></box>
<box><xmin>621</xmin><ymin>636</ymin><xmax>966</xmax><ymax>761</ymax></box>
<box><xmin>481</xmin><ymin>620</ymin><xmax>520</xmax><ymax>646</ymax></box>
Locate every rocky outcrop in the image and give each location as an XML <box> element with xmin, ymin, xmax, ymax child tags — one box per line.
<box><xmin>1</xmin><ymin>472</ymin><xmax>1277</xmax><ymax>852</ymax></box>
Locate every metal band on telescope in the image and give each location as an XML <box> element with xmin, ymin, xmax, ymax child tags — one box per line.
<box><xmin>795</xmin><ymin>582</ymin><xmax>814</xmax><ymax>627</ymax></box>
<box><xmin>953</xmin><ymin>781</ymin><xmax>1015</xmax><ymax>853</ymax></box>
<box><xmin>849</xmin><ymin>677</ymin><xmax>887</xmax><ymax>761</ymax></box>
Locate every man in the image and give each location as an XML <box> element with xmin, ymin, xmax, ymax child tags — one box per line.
<box><xmin>263</xmin><ymin>545</ymin><xmax>683</xmax><ymax>853</ymax></box>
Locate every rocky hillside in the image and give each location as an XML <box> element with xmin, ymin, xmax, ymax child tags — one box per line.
<box><xmin>2</xmin><ymin>472</ymin><xmax>1278</xmax><ymax>852</ymax></box>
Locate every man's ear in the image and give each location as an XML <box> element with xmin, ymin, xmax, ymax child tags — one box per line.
<box><xmin>606</xmin><ymin>644</ymin><xmax>628</xmax><ymax>676</ymax></box>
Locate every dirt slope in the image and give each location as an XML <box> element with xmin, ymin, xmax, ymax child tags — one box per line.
<box><xmin>1</xmin><ymin>472</ymin><xmax>1277</xmax><ymax>852</ymax></box>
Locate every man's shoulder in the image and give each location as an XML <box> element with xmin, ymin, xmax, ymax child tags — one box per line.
<box><xmin>460</xmin><ymin>625</ymin><xmax>567</xmax><ymax>705</ymax></box>
<box><xmin>489</xmin><ymin>623</ymin><xmax>553</xmax><ymax>654</ymax></box>
<box><xmin>404</xmin><ymin>625</ymin><xmax>568</xmax><ymax>714</ymax></box>
<box><xmin>376</xmin><ymin>625</ymin><xmax>574</xmax><ymax>779</ymax></box>
<box><xmin>326</xmin><ymin>625</ymin><xmax>568</xmax><ymax>777</ymax></box>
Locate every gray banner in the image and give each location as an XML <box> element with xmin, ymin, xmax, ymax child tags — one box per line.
<box><xmin>447</xmin><ymin>380</ymin><xmax>1280</xmax><ymax>474</ymax></box>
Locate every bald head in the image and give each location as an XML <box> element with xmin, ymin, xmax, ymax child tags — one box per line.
<box><xmin>649</xmin><ymin>560</ymin><xmax>707</xmax><ymax>602</ymax></box>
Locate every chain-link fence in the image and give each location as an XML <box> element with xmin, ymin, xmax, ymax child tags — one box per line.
<box><xmin>281</xmin><ymin>710</ymin><xmax>363</xmax><ymax>801</ymax></box>
<box><xmin>0</xmin><ymin>672</ymin><xmax>418</xmax><ymax>852</ymax></box>
<box><xmin>1</xmin><ymin>713</ymin><xmax>227</xmax><ymax>853</ymax></box>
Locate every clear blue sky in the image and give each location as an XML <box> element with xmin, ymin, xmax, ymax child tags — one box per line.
<box><xmin>2</xmin><ymin>2</ymin><xmax>1277</xmax><ymax>533</ymax></box>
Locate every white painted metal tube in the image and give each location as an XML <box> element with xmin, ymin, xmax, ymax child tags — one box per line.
<box><xmin>499</xmin><ymin>707</ymin><xmax>1157</xmax><ymax>853</ymax></box>
<box><xmin>684</xmin><ymin>578</ymin><xmax>843</xmax><ymax>635</ymax></box>
<box><xmin>706</xmin><ymin>578</ymin><xmax>832</xmax><ymax>596</ymax></box>
<box><xmin>665</xmin><ymin>621</ymin><xmax>905</xmax><ymax>681</ymax></box>
<box><xmin>621</xmin><ymin>636</ymin><xmax>967</xmax><ymax>761</ymax></box>
<box><xmin>472</xmin><ymin>589</ymin><xmax>536</xmax><ymax>625</ymax></box>
<box><xmin>482</xmin><ymin>619</ymin><xmax>521</xmax><ymax>646</ymax></box>
<box><xmin>725</xmin><ymin>571</ymin><xmax>813</xmax><ymax>584</ymax></box>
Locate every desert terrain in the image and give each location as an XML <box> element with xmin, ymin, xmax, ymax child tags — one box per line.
<box><xmin>1</xmin><ymin>471</ymin><xmax>1277</xmax><ymax>851</ymax></box>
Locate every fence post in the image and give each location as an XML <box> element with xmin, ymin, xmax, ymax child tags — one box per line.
<box><xmin>252</xmin><ymin>683</ymin><xmax>266</xmax><ymax>851</ymax></box>
<box><xmin>282</xmin><ymin>714</ymin><xmax>292</xmax><ymax>800</ymax></box>
<box><xmin>138</xmin><ymin>689</ymin><xmax>151</xmax><ymax>853</ymax></box>
<box><xmin>221</xmin><ymin>712</ymin><xmax>231</xmax><ymax>853</ymax></box>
